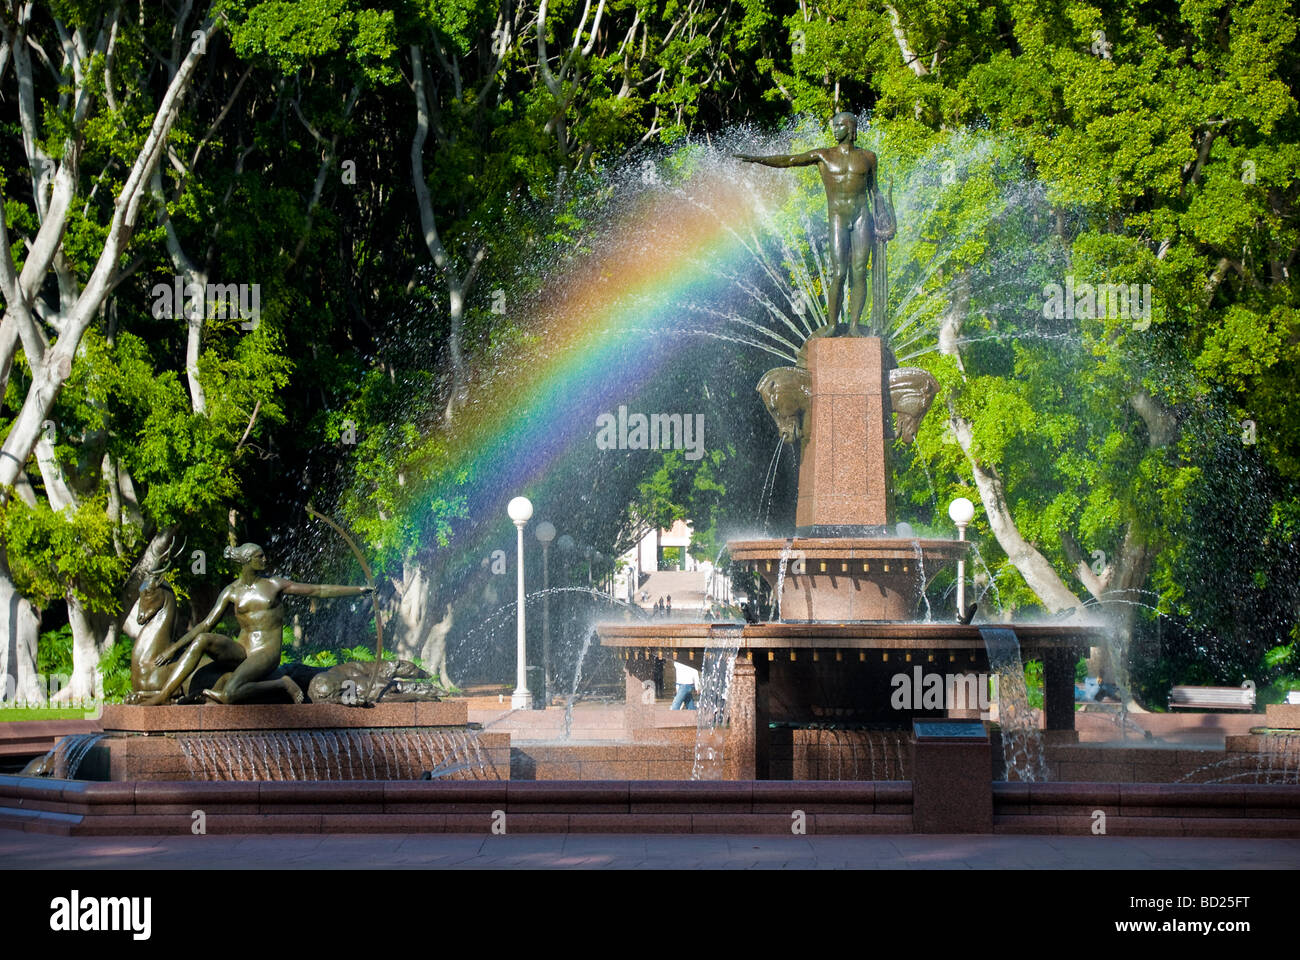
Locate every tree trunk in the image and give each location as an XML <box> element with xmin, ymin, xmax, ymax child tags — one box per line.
<box><xmin>938</xmin><ymin>271</ymin><xmax>1081</xmax><ymax>613</ymax></box>
<box><xmin>419</xmin><ymin>604</ymin><xmax>454</xmax><ymax>689</ymax></box>
<box><xmin>388</xmin><ymin>558</ymin><xmax>429</xmax><ymax>662</ymax></box>
<box><xmin>410</xmin><ymin>44</ymin><xmax>484</xmax><ymax>425</ymax></box>
<box><xmin>58</xmin><ymin>591</ymin><xmax>101</xmax><ymax>703</ymax></box>
<box><xmin>0</xmin><ymin>15</ymin><xmax>220</xmax><ymax>491</ymax></box>
<box><xmin>386</xmin><ymin>556</ymin><xmax>456</xmax><ymax>688</ymax></box>
<box><xmin>0</xmin><ymin>552</ymin><xmax>40</xmax><ymax>703</ymax></box>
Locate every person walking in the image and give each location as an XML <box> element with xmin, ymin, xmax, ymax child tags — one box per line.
<box><xmin>671</xmin><ymin>660</ymin><xmax>699</xmax><ymax>710</ymax></box>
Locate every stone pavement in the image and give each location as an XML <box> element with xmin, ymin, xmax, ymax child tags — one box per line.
<box><xmin>4</xmin><ymin>830</ymin><xmax>1299</xmax><ymax>869</ymax></box>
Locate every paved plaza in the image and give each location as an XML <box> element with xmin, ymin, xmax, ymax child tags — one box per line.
<box><xmin>4</xmin><ymin>831</ymin><xmax>1298</xmax><ymax>870</ymax></box>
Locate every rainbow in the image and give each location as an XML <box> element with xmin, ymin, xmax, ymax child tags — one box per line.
<box><xmin>402</xmin><ymin>165</ymin><xmax>798</xmax><ymax>563</ymax></box>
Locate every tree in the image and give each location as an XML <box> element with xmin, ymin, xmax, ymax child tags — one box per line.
<box><xmin>757</xmin><ymin>0</ymin><xmax>1300</xmax><ymax>696</ymax></box>
<box><xmin>0</xmin><ymin>1</ymin><xmax>222</xmax><ymax>698</ymax></box>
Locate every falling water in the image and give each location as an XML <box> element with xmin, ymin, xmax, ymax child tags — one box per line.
<box><xmin>311</xmin><ymin>732</ymin><xmax>328</xmax><ymax>778</ymax></box>
<box><xmin>358</xmin><ymin>731</ymin><xmax>377</xmax><ymax>779</ymax></box>
<box><xmin>799</xmin><ymin>728</ymin><xmax>910</xmax><ymax>779</ymax></box>
<box><xmin>169</xmin><ymin>729</ymin><xmax>497</xmax><ymax>781</ymax></box>
<box><xmin>563</xmin><ymin>625</ymin><xmax>598</xmax><ymax>739</ymax></box>
<box><xmin>910</xmin><ymin>540</ymin><xmax>932</xmax><ymax>622</ymax></box>
<box><xmin>773</xmin><ymin>539</ymin><xmax>795</xmax><ymax>621</ymax></box>
<box><xmin>918</xmin><ymin>460</ymin><xmax>938</xmax><ymax>511</ymax></box>
<box><xmin>62</xmin><ymin>733</ymin><xmax>104</xmax><ymax>778</ymax></box>
<box><xmin>760</xmin><ymin>442</ymin><xmax>784</xmax><ymax>532</ymax></box>
<box><xmin>690</xmin><ymin>631</ymin><xmax>743</xmax><ymax>780</ymax></box>
<box><xmin>968</xmin><ymin>545</ymin><xmax>1004</xmax><ymax>614</ymax></box>
<box><xmin>217</xmin><ymin>736</ymin><xmax>239</xmax><ymax>779</ymax></box>
<box><xmin>304</xmin><ymin>733</ymin><xmax>320</xmax><ymax>779</ymax></box>
<box><xmin>1179</xmin><ymin>734</ymin><xmax>1300</xmax><ymax>785</ymax></box>
<box><xmin>466</xmin><ymin>730</ymin><xmax>492</xmax><ymax>774</ymax></box>
<box><xmin>456</xmin><ymin>586</ymin><xmax>647</xmax><ymax>681</ymax></box>
<box><xmin>192</xmin><ymin>736</ymin><xmax>209</xmax><ymax>780</ymax></box>
<box><xmin>25</xmin><ymin>732</ymin><xmax>107</xmax><ymax>779</ymax></box>
<box><xmin>178</xmin><ymin>737</ymin><xmax>197</xmax><ymax>779</ymax></box>
<box><xmin>980</xmin><ymin>627</ymin><xmax>1048</xmax><ymax>782</ymax></box>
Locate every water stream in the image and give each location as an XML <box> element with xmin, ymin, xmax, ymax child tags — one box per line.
<box><xmin>761</xmin><ymin>443</ymin><xmax>785</xmax><ymax>532</ymax></box>
<box><xmin>910</xmin><ymin>540</ymin><xmax>932</xmax><ymax>622</ymax></box>
<box><xmin>690</xmin><ymin>632</ymin><xmax>743</xmax><ymax>780</ymax></box>
<box><xmin>773</xmin><ymin>539</ymin><xmax>794</xmax><ymax>621</ymax></box>
<box><xmin>173</xmin><ymin>729</ymin><xmax>500</xmax><ymax>781</ymax></box>
<box><xmin>980</xmin><ymin>627</ymin><xmax>1048</xmax><ymax>782</ymax></box>
<box><xmin>562</xmin><ymin>625</ymin><xmax>598</xmax><ymax>739</ymax></box>
<box><xmin>25</xmin><ymin>732</ymin><xmax>106</xmax><ymax>779</ymax></box>
<box><xmin>1179</xmin><ymin>734</ymin><xmax>1300</xmax><ymax>785</ymax></box>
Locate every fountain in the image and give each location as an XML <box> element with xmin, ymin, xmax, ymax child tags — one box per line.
<box><xmin>598</xmin><ymin>332</ymin><xmax>1099</xmax><ymax>780</ymax></box>
<box><xmin>599</xmin><ymin>119</ymin><xmax>1101</xmax><ymax>781</ymax></box>
<box><xmin>2</xmin><ymin>117</ymin><xmax>1295</xmax><ymax>838</ymax></box>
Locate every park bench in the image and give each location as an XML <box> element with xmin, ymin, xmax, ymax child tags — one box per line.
<box><xmin>1168</xmin><ymin>685</ymin><xmax>1255</xmax><ymax>711</ymax></box>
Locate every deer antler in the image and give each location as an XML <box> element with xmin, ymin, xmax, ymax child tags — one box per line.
<box><xmin>148</xmin><ymin>535</ymin><xmax>187</xmax><ymax>579</ymax></box>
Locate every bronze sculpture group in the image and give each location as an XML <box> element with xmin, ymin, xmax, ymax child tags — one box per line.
<box><xmin>128</xmin><ymin>542</ymin><xmax>371</xmax><ymax>705</ymax></box>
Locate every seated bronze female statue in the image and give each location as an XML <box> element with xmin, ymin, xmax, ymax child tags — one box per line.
<box><xmin>143</xmin><ymin>542</ymin><xmax>371</xmax><ymax>705</ymax></box>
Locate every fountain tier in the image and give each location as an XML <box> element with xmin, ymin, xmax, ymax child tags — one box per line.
<box><xmin>729</xmin><ymin>537</ymin><xmax>969</xmax><ymax>621</ymax></box>
<box><xmin>64</xmin><ymin>703</ymin><xmax>509</xmax><ymax>781</ymax></box>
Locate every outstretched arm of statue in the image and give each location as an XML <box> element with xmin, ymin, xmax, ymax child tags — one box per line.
<box><xmin>280</xmin><ymin>580</ymin><xmax>373</xmax><ymax>599</ymax></box>
<box><xmin>733</xmin><ymin>149</ymin><xmax>822</xmax><ymax>168</ymax></box>
<box><xmin>155</xmin><ymin>586</ymin><xmax>232</xmax><ymax>666</ymax></box>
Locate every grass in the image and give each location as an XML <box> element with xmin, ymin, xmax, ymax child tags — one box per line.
<box><xmin>0</xmin><ymin>707</ymin><xmax>95</xmax><ymax>722</ymax></box>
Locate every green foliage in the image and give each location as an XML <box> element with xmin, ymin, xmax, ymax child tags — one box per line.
<box><xmin>97</xmin><ymin>634</ymin><xmax>135</xmax><ymax>703</ymax></box>
<box><xmin>1</xmin><ymin>497</ymin><xmax>135</xmax><ymax>613</ymax></box>
<box><xmin>1024</xmin><ymin>659</ymin><xmax>1044</xmax><ymax>711</ymax></box>
<box><xmin>302</xmin><ymin>649</ymin><xmax>339</xmax><ymax>668</ymax></box>
<box><xmin>226</xmin><ymin>0</ymin><xmax>401</xmax><ymax>84</ymax></box>
<box><xmin>339</xmin><ymin>643</ymin><xmax>375</xmax><ymax>662</ymax></box>
<box><xmin>36</xmin><ymin>624</ymin><xmax>73</xmax><ymax>681</ymax></box>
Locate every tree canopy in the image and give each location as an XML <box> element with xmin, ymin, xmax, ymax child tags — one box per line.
<box><xmin>0</xmin><ymin>0</ymin><xmax>1295</xmax><ymax>706</ymax></box>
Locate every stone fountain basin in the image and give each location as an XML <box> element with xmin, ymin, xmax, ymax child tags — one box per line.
<box><xmin>599</xmin><ymin>621</ymin><xmax>1100</xmax><ymax>731</ymax></box>
<box><xmin>74</xmin><ymin>703</ymin><xmax>510</xmax><ymax>782</ymax></box>
<box><xmin>728</xmin><ymin>537</ymin><xmax>971</xmax><ymax>620</ymax></box>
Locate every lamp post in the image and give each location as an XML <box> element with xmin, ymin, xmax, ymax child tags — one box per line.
<box><xmin>949</xmin><ymin>497</ymin><xmax>976</xmax><ymax>619</ymax></box>
<box><xmin>508</xmin><ymin>496</ymin><xmax>533</xmax><ymax>709</ymax></box>
<box><xmin>535</xmin><ymin>520</ymin><xmax>556</xmax><ymax>707</ymax></box>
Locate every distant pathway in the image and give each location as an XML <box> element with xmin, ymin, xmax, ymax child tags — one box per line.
<box><xmin>4</xmin><ymin>831</ymin><xmax>1298</xmax><ymax>869</ymax></box>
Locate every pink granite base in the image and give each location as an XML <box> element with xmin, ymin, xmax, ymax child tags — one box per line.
<box><xmin>4</xmin><ymin>775</ymin><xmax>1299</xmax><ymax>836</ymax></box>
<box><xmin>913</xmin><ymin>735</ymin><xmax>992</xmax><ymax>833</ymax></box>
<box><xmin>100</xmin><ymin>701</ymin><xmax>467</xmax><ymax>732</ymax></box>
<box><xmin>1264</xmin><ymin>704</ymin><xmax>1300</xmax><ymax>728</ymax></box>
<box><xmin>103</xmin><ymin>730</ymin><xmax>511</xmax><ymax>781</ymax></box>
<box><xmin>728</xmin><ymin>538</ymin><xmax>970</xmax><ymax>621</ymax></box>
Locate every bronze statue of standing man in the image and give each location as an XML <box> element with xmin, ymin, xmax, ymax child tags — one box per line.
<box><xmin>735</xmin><ymin>112</ymin><xmax>894</xmax><ymax>337</ymax></box>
